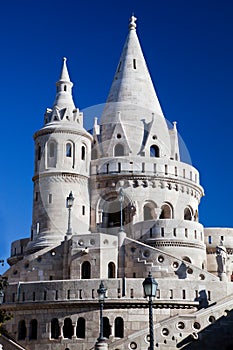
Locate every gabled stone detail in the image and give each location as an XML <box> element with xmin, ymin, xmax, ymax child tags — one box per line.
<box><xmin>105</xmin><ymin>112</ymin><xmax>132</xmax><ymax>157</ymax></box>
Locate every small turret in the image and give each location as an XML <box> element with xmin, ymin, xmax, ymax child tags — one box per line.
<box><xmin>169</xmin><ymin>121</ymin><xmax>180</xmax><ymax>161</ymax></box>
<box><xmin>44</xmin><ymin>58</ymin><xmax>83</xmax><ymax>126</ymax></box>
<box><xmin>27</xmin><ymin>59</ymin><xmax>92</xmax><ymax>253</ymax></box>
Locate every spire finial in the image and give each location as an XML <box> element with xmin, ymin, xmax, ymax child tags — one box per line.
<box><xmin>173</xmin><ymin>121</ymin><xmax>177</xmax><ymax>130</ymax></box>
<box><xmin>129</xmin><ymin>15</ymin><xmax>137</xmax><ymax>31</ymax></box>
<box><xmin>60</xmin><ymin>56</ymin><xmax>70</xmax><ymax>82</ymax></box>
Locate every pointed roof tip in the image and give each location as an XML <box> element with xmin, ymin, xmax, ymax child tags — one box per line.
<box><xmin>59</xmin><ymin>56</ymin><xmax>71</xmax><ymax>82</ymax></box>
<box><xmin>129</xmin><ymin>14</ymin><xmax>137</xmax><ymax>31</ymax></box>
<box><xmin>173</xmin><ymin>121</ymin><xmax>177</xmax><ymax>130</ymax></box>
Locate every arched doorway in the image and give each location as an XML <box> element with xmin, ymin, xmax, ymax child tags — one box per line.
<box><xmin>100</xmin><ymin>192</ymin><xmax>134</xmax><ymax>230</ymax></box>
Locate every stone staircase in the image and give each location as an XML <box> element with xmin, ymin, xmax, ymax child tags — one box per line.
<box><xmin>0</xmin><ymin>334</ymin><xmax>27</xmax><ymax>350</ymax></box>
<box><xmin>107</xmin><ymin>292</ymin><xmax>233</xmax><ymax>349</ymax></box>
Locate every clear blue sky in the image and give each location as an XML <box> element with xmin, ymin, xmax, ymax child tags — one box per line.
<box><xmin>0</xmin><ymin>0</ymin><xmax>233</xmax><ymax>272</ymax></box>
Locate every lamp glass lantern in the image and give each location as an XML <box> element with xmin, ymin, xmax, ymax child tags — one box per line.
<box><xmin>66</xmin><ymin>191</ymin><xmax>74</xmax><ymax>208</ymax></box>
<box><xmin>97</xmin><ymin>281</ymin><xmax>107</xmax><ymax>302</ymax></box>
<box><xmin>143</xmin><ymin>272</ymin><xmax>158</xmax><ymax>298</ymax></box>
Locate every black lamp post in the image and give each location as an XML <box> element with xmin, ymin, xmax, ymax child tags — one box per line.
<box><xmin>97</xmin><ymin>281</ymin><xmax>107</xmax><ymax>342</ymax></box>
<box><xmin>119</xmin><ymin>188</ymin><xmax>124</xmax><ymax>231</ymax></box>
<box><xmin>143</xmin><ymin>272</ymin><xmax>158</xmax><ymax>350</ymax></box>
<box><xmin>66</xmin><ymin>191</ymin><xmax>74</xmax><ymax>235</ymax></box>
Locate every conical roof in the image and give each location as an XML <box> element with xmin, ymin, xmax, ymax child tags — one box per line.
<box><xmin>53</xmin><ymin>57</ymin><xmax>76</xmax><ymax>110</ymax></box>
<box><xmin>105</xmin><ymin>16</ymin><xmax>163</xmax><ymax>116</ymax></box>
<box><xmin>100</xmin><ymin>16</ymin><xmax>171</xmax><ymax>157</ymax></box>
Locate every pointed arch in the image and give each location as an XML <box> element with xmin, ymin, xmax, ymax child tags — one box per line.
<box><xmin>76</xmin><ymin>317</ymin><xmax>85</xmax><ymax>339</ymax></box>
<box><xmin>108</xmin><ymin>262</ymin><xmax>116</xmax><ymax>278</ymax></box>
<box><xmin>114</xmin><ymin>143</ymin><xmax>124</xmax><ymax>157</ymax></box>
<box><xmin>51</xmin><ymin>318</ymin><xmax>60</xmax><ymax>339</ymax></box>
<box><xmin>29</xmin><ymin>319</ymin><xmax>38</xmax><ymax>340</ymax></box>
<box><xmin>160</xmin><ymin>203</ymin><xmax>173</xmax><ymax>219</ymax></box>
<box><xmin>81</xmin><ymin>261</ymin><xmax>91</xmax><ymax>279</ymax></box>
<box><xmin>115</xmin><ymin>317</ymin><xmax>124</xmax><ymax>338</ymax></box>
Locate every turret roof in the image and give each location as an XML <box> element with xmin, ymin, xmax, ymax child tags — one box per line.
<box><xmin>104</xmin><ymin>15</ymin><xmax>163</xmax><ymax>117</ymax></box>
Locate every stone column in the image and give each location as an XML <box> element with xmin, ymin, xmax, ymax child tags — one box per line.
<box><xmin>72</xmin><ymin>323</ymin><xmax>77</xmax><ymax>339</ymax></box>
<box><xmin>95</xmin><ymin>341</ymin><xmax>108</xmax><ymax>350</ymax></box>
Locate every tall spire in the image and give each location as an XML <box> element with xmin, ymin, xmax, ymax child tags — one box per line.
<box><xmin>103</xmin><ymin>15</ymin><xmax>164</xmax><ymax>117</ymax></box>
<box><xmin>59</xmin><ymin>57</ymin><xmax>71</xmax><ymax>81</ymax></box>
<box><xmin>53</xmin><ymin>57</ymin><xmax>75</xmax><ymax>110</ymax></box>
<box><xmin>100</xmin><ymin>16</ymin><xmax>170</xmax><ymax>157</ymax></box>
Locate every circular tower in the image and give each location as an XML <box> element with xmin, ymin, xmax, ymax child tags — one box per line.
<box><xmin>26</xmin><ymin>58</ymin><xmax>92</xmax><ymax>253</ymax></box>
<box><xmin>90</xmin><ymin>16</ymin><xmax>205</xmax><ymax>268</ymax></box>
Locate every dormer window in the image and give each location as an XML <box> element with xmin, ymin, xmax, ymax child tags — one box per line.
<box><xmin>150</xmin><ymin>145</ymin><xmax>160</xmax><ymax>157</ymax></box>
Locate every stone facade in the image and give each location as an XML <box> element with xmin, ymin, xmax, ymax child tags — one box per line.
<box><xmin>1</xmin><ymin>16</ymin><xmax>233</xmax><ymax>350</ymax></box>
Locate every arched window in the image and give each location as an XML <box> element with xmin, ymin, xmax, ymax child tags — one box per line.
<box><xmin>144</xmin><ymin>205</ymin><xmax>153</xmax><ymax>220</ymax></box>
<box><xmin>64</xmin><ymin>85</ymin><xmax>67</xmax><ymax>91</ymax></box>
<box><xmin>194</xmin><ymin>210</ymin><xmax>198</xmax><ymax>222</ymax></box>
<box><xmin>51</xmin><ymin>318</ymin><xmax>60</xmax><ymax>339</ymax></box>
<box><xmin>108</xmin><ymin>262</ymin><xmax>116</xmax><ymax>278</ymax></box>
<box><xmin>76</xmin><ymin>317</ymin><xmax>85</xmax><ymax>339</ymax></box>
<box><xmin>29</xmin><ymin>319</ymin><xmax>38</xmax><ymax>340</ymax></box>
<box><xmin>18</xmin><ymin>320</ymin><xmax>26</xmax><ymax>340</ymax></box>
<box><xmin>115</xmin><ymin>317</ymin><xmax>124</xmax><ymax>338</ymax></box>
<box><xmin>184</xmin><ymin>207</ymin><xmax>192</xmax><ymax>221</ymax></box>
<box><xmin>66</xmin><ymin>143</ymin><xmax>72</xmax><ymax>157</ymax></box>
<box><xmin>81</xmin><ymin>145</ymin><xmax>86</xmax><ymax>160</ymax></box>
<box><xmin>114</xmin><ymin>144</ymin><xmax>124</xmax><ymax>157</ymax></box>
<box><xmin>103</xmin><ymin>317</ymin><xmax>111</xmax><ymax>338</ymax></box>
<box><xmin>81</xmin><ymin>261</ymin><xmax>91</xmax><ymax>279</ymax></box>
<box><xmin>150</xmin><ymin>145</ymin><xmax>160</xmax><ymax>157</ymax></box>
<box><xmin>49</xmin><ymin>142</ymin><xmax>55</xmax><ymax>157</ymax></box>
<box><xmin>160</xmin><ymin>203</ymin><xmax>173</xmax><ymax>219</ymax></box>
<box><xmin>63</xmin><ymin>318</ymin><xmax>73</xmax><ymax>339</ymax></box>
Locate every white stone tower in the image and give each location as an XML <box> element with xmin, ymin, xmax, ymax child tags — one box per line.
<box><xmin>26</xmin><ymin>58</ymin><xmax>92</xmax><ymax>253</ymax></box>
<box><xmin>91</xmin><ymin>16</ymin><xmax>205</xmax><ymax>268</ymax></box>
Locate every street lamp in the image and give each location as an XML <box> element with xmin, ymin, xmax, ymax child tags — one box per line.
<box><xmin>97</xmin><ymin>281</ymin><xmax>107</xmax><ymax>342</ymax></box>
<box><xmin>119</xmin><ymin>188</ymin><xmax>124</xmax><ymax>231</ymax></box>
<box><xmin>95</xmin><ymin>281</ymin><xmax>108</xmax><ymax>349</ymax></box>
<box><xmin>66</xmin><ymin>191</ymin><xmax>74</xmax><ymax>235</ymax></box>
<box><xmin>143</xmin><ymin>272</ymin><xmax>158</xmax><ymax>350</ymax></box>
